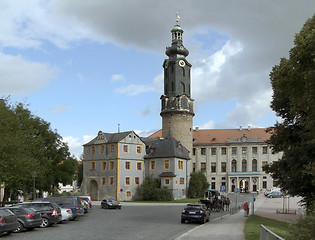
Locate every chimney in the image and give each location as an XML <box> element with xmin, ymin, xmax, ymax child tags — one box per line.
<box><xmin>195</xmin><ymin>127</ymin><xmax>199</xmax><ymax>132</ymax></box>
<box><xmin>248</xmin><ymin>125</ymin><xmax>251</xmax><ymax>131</ymax></box>
<box><xmin>240</xmin><ymin>126</ymin><xmax>242</xmax><ymax>131</ymax></box>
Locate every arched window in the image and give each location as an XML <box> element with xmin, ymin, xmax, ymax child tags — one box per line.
<box><xmin>252</xmin><ymin>159</ymin><xmax>257</xmax><ymax>172</ymax></box>
<box><xmin>181</xmin><ymin>82</ymin><xmax>185</xmax><ymax>93</ymax></box>
<box><xmin>231</xmin><ymin>160</ymin><xmax>237</xmax><ymax>172</ymax></box>
<box><xmin>242</xmin><ymin>159</ymin><xmax>247</xmax><ymax>172</ymax></box>
<box><xmin>172</xmin><ymin>81</ymin><xmax>174</xmax><ymax>91</ymax></box>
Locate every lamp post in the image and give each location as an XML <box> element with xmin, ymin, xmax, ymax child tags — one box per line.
<box><xmin>32</xmin><ymin>171</ymin><xmax>36</xmax><ymax>200</ymax></box>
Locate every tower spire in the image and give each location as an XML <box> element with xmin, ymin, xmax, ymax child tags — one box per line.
<box><xmin>176</xmin><ymin>12</ymin><xmax>180</xmax><ymax>23</ymax></box>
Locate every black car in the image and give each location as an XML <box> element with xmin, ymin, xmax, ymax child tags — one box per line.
<box><xmin>15</xmin><ymin>202</ymin><xmax>62</xmax><ymax>228</ymax></box>
<box><xmin>5</xmin><ymin>206</ymin><xmax>42</xmax><ymax>232</ymax></box>
<box><xmin>35</xmin><ymin>196</ymin><xmax>84</xmax><ymax>219</ymax></box>
<box><xmin>0</xmin><ymin>208</ymin><xmax>19</xmax><ymax>236</ymax></box>
<box><xmin>181</xmin><ymin>204</ymin><xmax>210</xmax><ymax>224</ymax></box>
<box><xmin>101</xmin><ymin>199</ymin><xmax>122</xmax><ymax>209</ymax></box>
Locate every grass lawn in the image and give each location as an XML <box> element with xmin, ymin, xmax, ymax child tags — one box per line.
<box><xmin>244</xmin><ymin>215</ymin><xmax>292</xmax><ymax>240</ymax></box>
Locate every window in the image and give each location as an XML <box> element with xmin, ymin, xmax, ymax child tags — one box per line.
<box><xmin>201</xmin><ymin>163</ymin><xmax>206</xmax><ymax>173</ymax></box>
<box><xmin>211</xmin><ymin>148</ymin><xmax>216</xmax><ymax>155</ymax></box>
<box><xmin>193</xmin><ymin>148</ymin><xmax>196</xmax><ymax>155</ymax></box>
<box><xmin>91</xmin><ymin>146</ymin><xmax>95</xmax><ymax>155</ymax></box>
<box><xmin>110</xmin><ymin>144</ymin><xmax>115</xmax><ymax>152</ymax></box>
<box><xmin>182</xmin><ymin>189</ymin><xmax>185</xmax><ymax>196</ymax></box>
<box><xmin>110</xmin><ymin>177</ymin><xmax>114</xmax><ymax>185</ymax></box>
<box><xmin>231</xmin><ymin>160</ymin><xmax>237</xmax><ymax>172</ymax></box>
<box><xmin>180</xmin><ymin>177</ymin><xmax>185</xmax><ymax>184</ymax></box>
<box><xmin>221</xmin><ymin>147</ymin><xmax>227</xmax><ymax>155</ymax></box>
<box><xmin>164</xmin><ymin>160</ymin><xmax>170</xmax><ymax>170</ymax></box>
<box><xmin>91</xmin><ymin>161</ymin><xmax>95</xmax><ymax>170</ymax></box>
<box><xmin>232</xmin><ymin>147</ymin><xmax>237</xmax><ymax>155</ymax></box>
<box><xmin>211</xmin><ymin>182</ymin><xmax>216</xmax><ymax>190</ymax></box>
<box><xmin>164</xmin><ymin>178</ymin><xmax>170</xmax><ymax>185</ymax></box>
<box><xmin>135</xmin><ymin>177</ymin><xmax>140</xmax><ymax>185</ymax></box>
<box><xmin>101</xmin><ymin>177</ymin><xmax>106</xmax><ymax>185</ymax></box>
<box><xmin>222</xmin><ymin>182</ymin><xmax>226</xmax><ymax>186</ymax></box>
<box><xmin>123</xmin><ymin>145</ymin><xmax>128</xmax><ymax>153</ymax></box>
<box><xmin>150</xmin><ymin>160</ymin><xmax>156</xmax><ymax>170</ymax></box>
<box><xmin>252</xmin><ymin>159</ymin><xmax>258</xmax><ymax>172</ymax></box>
<box><xmin>262</xmin><ymin>146</ymin><xmax>268</xmax><ymax>154</ymax></box>
<box><xmin>125</xmin><ymin>161</ymin><xmax>131</xmax><ymax>170</ymax></box>
<box><xmin>242</xmin><ymin>159</ymin><xmax>247</xmax><ymax>172</ymax></box>
<box><xmin>242</xmin><ymin>147</ymin><xmax>247</xmax><ymax>154</ymax></box>
<box><xmin>126</xmin><ymin>191</ymin><xmax>132</xmax><ymax>197</ymax></box>
<box><xmin>110</xmin><ymin>161</ymin><xmax>115</xmax><ymax>170</ymax></box>
<box><xmin>100</xmin><ymin>145</ymin><xmax>105</xmax><ymax>154</ymax></box>
<box><xmin>252</xmin><ymin>147</ymin><xmax>258</xmax><ymax>154</ymax></box>
<box><xmin>137</xmin><ymin>162</ymin><xmax>142</xmax><ymax>171</ymax></box>
<box><xmin>201</xmin><ymin>148</ymin><xmax>206</xmax><ymax>155</ymax></box>
<box><xmin>211</xmin><ymin>163</ymin><xmax>216</xmax><ymax>172</ymax></box>
<box><xmin>178</xmin><ymin>160</ymin><xmax>184</xmax><ymax>170</ymax></box>
<box><xmin>192</xmin><ymin>163</ymin><xmax>196</xmax><ymax>172</ymax></box>
<box><xmin>125</xmin><ymin>177</ymin><xmax>131</xmax><ymax>185</ymax></box>
<box><xmin>102</xmin><ymin>161</ymin><xmax>107</xmax><ymax>171</ymax></box>
<box><xmin>263</xmin><ymin>181</ymin><xmax>267</xmax><ymax>189</ymax></box>
<box><xmin>221</xmin><ymin>162</ymin><xmax>226</xmax><ymax>172</ymax></box>
<box><xmin>262</xmin><ymin>161</ymin><xmax>268</xmax><ymax>168</ymax></box>
<box><xmin>136</xmin><ymin>146</ymin><xmax>142</xmax><ymax>154</ymax></box>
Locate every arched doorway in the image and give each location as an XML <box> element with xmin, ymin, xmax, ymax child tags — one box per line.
<box><xmin>240</xmin><ymin>179</ymin><xmax>249</xmax><ymax>193</ymax></box>
<box><xmin>88</xmin><ymin>179</ymin><xmax>99</xmax><ymax>201</ymax></box>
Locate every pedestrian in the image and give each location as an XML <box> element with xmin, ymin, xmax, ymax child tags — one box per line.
<box><xmin>243</xmin><ymin>202</ymin><xmax>249</xmax><ymax>217</ymax></box>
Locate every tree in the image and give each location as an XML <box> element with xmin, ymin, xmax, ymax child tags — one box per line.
<box><xmin>0</xmin><ymin>99</ymin><xmax>78</xmax><ymax>202</ymax></box>
<box><xmin>264</xmin><ymin>15</ymin><xmax>315</xmax><ymax>211</ymax></box>
<box><xmin>139</xmin><ymin>176</ymin><xmax>173</xmax><ymax>201</ymax></box>
<box><xmin>188</xmin><ymin>171</ymin><xmax>209</xmax><ymax>198</ymax></box>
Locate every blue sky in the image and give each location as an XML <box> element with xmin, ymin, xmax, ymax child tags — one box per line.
<box><xmin>1</xmin><ymin>0</ymin><xmax>314</xmax><ymax>159</ymax></box>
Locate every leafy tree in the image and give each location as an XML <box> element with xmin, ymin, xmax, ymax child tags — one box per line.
<box><xmin>188</xmin><ymin>171</ymin><xmax>209</xmax><ymax>198</ymax></box>
<box><xmin>139</xmin><ymin>176</ymin><xmax>173</xmax><ymax>201</ymax></box>
<box><xmin>0</xmin><ymin>99</ymin><xmax>78</xmax><ymax>202</ymax></box>
<box><xmin>264</xmin><ymin>15</ymin><xmax>315</xmax><ymax>210</ymax></box>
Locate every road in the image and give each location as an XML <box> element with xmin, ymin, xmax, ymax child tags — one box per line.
<box><xmin>5</xmin><ymin>194</ymin><xmax>252</xmax><ymax>240</ymax></box>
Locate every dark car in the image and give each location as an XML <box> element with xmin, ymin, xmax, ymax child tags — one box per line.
<box><xmin>16</xmin><ymin>202</ymin><xmax>62</xmax><ymax>228</ymax></box>
<box><xmin>5</xmin><ymin>206</ymin><xmax>42</xmax><ymax>232</ymax></box>
<box><xmin>181</xmin><ymin>204</ymin><xmax>210</xmax><ymax>224</ymax></box>
<box><xmin>35</xmin><ymin>196</ymin><xmax>84</xmax><ymax>219</ymax></box>
<box><xmin>0</xmin><ymin>208</ymin><xmax>19</xmax><ymax>236</ymax></box>
<box><xmin>101</xmin><ymin>199</ymin><xmax>122</xmax><ymax>209</ymax></box>
<box><xmin>80</xmin><ymin>196</ymin><xmax>92</xmax><ymax>208</ymax></box>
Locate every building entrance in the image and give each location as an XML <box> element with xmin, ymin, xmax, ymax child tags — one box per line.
<box><xmin>88</xmin><ymin>179</ymin><xmax>98</xmax><ymax>201</ymax></box>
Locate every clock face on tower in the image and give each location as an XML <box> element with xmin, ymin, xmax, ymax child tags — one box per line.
<box><xmin>179</xmin><ymin>60</ymin><xmax>185</xmax><ymax>67</ymax></box>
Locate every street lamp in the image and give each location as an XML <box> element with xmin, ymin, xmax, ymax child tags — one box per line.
<box><xmin>32</xmin><ymin>171</ymin><xmax>36</xmax><ymax>200</ymax></box>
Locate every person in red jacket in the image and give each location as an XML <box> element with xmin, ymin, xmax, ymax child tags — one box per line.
<box><xmin>243</xmin><ymin>202</ymin><xmax>249</xmax><ymax>217</ymax></box>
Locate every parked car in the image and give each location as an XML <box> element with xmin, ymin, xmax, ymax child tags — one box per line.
<box><xmin>181</xmin><ymin>204</ymin><xmax>210</xmax><ymax>224</ymax></box>
<box><xmin>80</xmin><ymin>196</ymin><xmax>92</xmax><ymax>208</ymax></box>
<box><xmin>264</xmin><ymin>187</ymin><xmax>281</xmax><ymax>196</ymax></box>
<box><xmin>101</xmin><ymin>199</ymin><xmax>122</xmax><ymax>209</ymax></box>
<box><xmin>15</xmin><ymin>202</ymin><xmax>62</xmax><ymax>228</ymax></box>
<box><xmin>59</xmin><ymin>207</ymin><xmax>73</xmax><ymax>222</ymax></box>
<box><xmin>35</xmin><ymin>196</ymin><xmax>84</xmax><ymax>219</ymax></box>
<box><xmin>0</xmin><ymin>208</ymin><xmax>19</xmax><ymax>236</ymax></box>
<box><xmin>4</xmin><ymin>206</ymin><xmax>42</xmax><ymax>232</ymax></box>
<box><xmin>267</xmin><ymin>191</ymin><xmax>284</xmax><ymax>198</ymax></box>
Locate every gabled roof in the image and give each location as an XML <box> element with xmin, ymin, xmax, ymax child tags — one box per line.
<box><xmin>149</xmin><ymin>128</ymin><xmax>271</xmax><ymax>145</ymax></box>
<box><xmin>143</xmin><ymin>131</ymin><xmax>190</xmax><ymax>160</ymax></box>
<box><xmin>83</xmin><ymin>131</ymin><xmax>140</xmax><ymax>146</ymax></box>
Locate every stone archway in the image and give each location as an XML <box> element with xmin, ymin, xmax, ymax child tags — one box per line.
<box><xmin>240</xmin><ymin>179</ymin><xmax>249</xmax><ymax>193</ymax></box>
<box><xmin>88</xmin><ymin>179</ymin><xmax>99</xmax><ymax>201</ymax></box>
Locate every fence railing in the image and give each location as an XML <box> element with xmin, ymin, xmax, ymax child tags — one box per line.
<box><xmin>260</xmin><ymin>224</ymin><xmax>285</xmax><ymax>240</ymax></box>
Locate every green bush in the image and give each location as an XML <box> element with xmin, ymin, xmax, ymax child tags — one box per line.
<box><xmin>287</xmin><ymin>212</ymin><xmax>315</xmax><ymax>240</ymax></box>
<box><xmin>139</xmin><ymin>176</ymin><xmax>173</xmax><ymax>201</ymax></box>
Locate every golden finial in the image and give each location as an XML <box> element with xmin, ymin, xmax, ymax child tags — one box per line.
<box><xmin>176</xmin><ymin>12</ymin><xmax>180</xmax><ymax>23</ymax></box>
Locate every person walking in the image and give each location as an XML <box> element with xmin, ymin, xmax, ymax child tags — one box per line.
<box><xmin>243</xmin><ymin>202</ymin><xmax>249</xmax><ymax>217</ymax></box>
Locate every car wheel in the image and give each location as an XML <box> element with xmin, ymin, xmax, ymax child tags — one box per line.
<box><xmin>40</xmin><ymin>217</ymin><xmax>50</xmax><ymax>228</ymax></box>
<box><xmin>181</xmin><ymin>218</ymin><xmax>185</xmax><ymax>223</ymax></box>
<box><xmin>206</xmin><ymin>216</ymin><xmax>210</xmax><ymax>222</ymax></box>
<box><xmin>13</xmin><ymin>222</ymin><xmax>24</xmax><ymax>233</ymax></box>
<box><xmin>101</xmin><ymin>205</ymin><xmax>104</xmax><ymax>209</ymax></box>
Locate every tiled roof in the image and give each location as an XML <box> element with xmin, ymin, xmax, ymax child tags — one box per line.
<box><xmin>83</xmin><ymin>131</ymin><xmax>134</xmax><ymax>146</ymax></box>
<box><xmin>149</xmin><ymin>128</ymin><xmax>271</xmax><ymax>145</ymax></box>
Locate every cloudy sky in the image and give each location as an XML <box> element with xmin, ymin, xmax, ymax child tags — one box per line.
<box><xmin>1</xmin><ymin>0</ymin><xmax>314</xmax><ymax>158</ymax></box>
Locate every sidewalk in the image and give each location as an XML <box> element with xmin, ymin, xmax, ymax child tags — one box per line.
<box><xmin>176</xmin><ymin>194</ymin><xmax>304</xmax><ymax>240</ymax></box>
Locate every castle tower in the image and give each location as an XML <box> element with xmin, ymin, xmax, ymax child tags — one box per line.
<box><xmin>160</xmin><ymin>18</ymin><xmax>194</xmax><ymax>156</ymax></box>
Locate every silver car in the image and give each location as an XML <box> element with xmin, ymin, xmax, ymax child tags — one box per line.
<box><xmin>59</xmin><ymin>207</ymin><xmax>73</xmax><ymax>222</ymax></box>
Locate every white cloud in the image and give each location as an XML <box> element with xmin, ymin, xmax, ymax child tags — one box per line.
<box><xmin>48</xmin><ymin>104</ymin><xmax>71</xmax><ymax>114</ymax></box>
<box><xmin>198</xmin><ymin>121</ymin><xmax>216</xmax><ymax>129</ymax></box>
<box><xmin>0</xmin><ymin>52</ymin><xmax>57</xmax><ymax>95</ymax></box>
<box><xmin>63</xmin><ymin>135</ymin><xmax>94</xmax><ymax>159</ymax></box>
<box><xmin>111</xmin><ymin>74</ymin><xmax>124</xmax><ymax>82</ymax></box>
